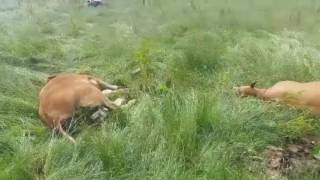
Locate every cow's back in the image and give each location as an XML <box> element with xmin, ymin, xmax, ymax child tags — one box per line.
<box><xmin>266</xmin><ymin>81</ymin><xmax>320</xmax><ymax>106</ymax></box>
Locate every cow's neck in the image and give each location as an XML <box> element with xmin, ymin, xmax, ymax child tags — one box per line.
<box><xmin>254</xmin><ymin>88</ymin><xmax>269</xmax><ymax>100</ymax></box>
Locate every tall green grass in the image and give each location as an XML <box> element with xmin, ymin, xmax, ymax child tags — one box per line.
<box><xmin>1</xmin><ymin>0</ymin><xmax>320</xmax><ymax>179</ymax></box>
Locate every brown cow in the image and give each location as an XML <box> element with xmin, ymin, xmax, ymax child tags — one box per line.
<box><xmin>234</xmin><ymin>81</ymin><xmax>320</xmax><ymax>114</ymax></box>
<box><xmin>38</xmin><ymin>73</ymin><xmax>119</xmax><ymax>143</ymax></box>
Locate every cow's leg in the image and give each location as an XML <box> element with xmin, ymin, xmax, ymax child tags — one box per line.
<box><xmin>103</xmin><ymin>97</ymin><xmax>119</xmax><ymax>110</ymax></box>
<box><xmin>120</xmin><ymin>99</ymin><xmax>137</xmax><ymax>109</ymax></box>
<box><xmin>97</xmin><ymin>79</ymin><xmax>119</xmax><ymax>90</ymax></box>
<box><xmin>104</xmin><ymin>84</ymin><xmax>119</xmax><ymax>90</ymax></box>
<box><xmin>102</xmin><ymin>88</ymin><xmax>129</xmax><ymax>99</ymax></box>
<box><xmin>113</xmin><ymin>98</ymin><xmax>126</xmax><ymax>106</ymax></box>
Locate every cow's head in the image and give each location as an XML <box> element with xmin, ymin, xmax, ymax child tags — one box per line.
<box><xmin>233</xmin><ymin>82</ymin><xmax>257</xmax><ymax>97</ymax></box>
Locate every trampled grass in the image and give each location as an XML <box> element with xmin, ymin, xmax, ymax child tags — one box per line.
<box><xmin>1</xmin><ymin>0</ymin><xmax>320</xmax><ymax>179</ymax></box>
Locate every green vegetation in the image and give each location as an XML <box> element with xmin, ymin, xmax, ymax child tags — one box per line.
<box><xmin>1</xmin><ymin>0</ymin><xmax>320</xmax><ymax>179</ymax></box>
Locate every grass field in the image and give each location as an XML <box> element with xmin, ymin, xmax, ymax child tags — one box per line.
<box><xmin>1</xmin><ymin>0</ymin><xmax>320</xmax><ymax>179</ymax></box>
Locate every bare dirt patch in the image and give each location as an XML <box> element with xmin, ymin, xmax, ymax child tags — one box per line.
<box><xmin>265</xmin><ymin>136</ymin><xmax>320</xmax><ymax>179</ymax></box>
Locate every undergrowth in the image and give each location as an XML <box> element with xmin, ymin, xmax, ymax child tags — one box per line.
<box><xmin>0</xmin><ymin>0</ymin><xmax>320</xmax><ymax>179</ymax></box>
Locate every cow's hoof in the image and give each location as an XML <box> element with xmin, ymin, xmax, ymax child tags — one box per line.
<box><xmin>114</xmin><ymin>98</ymin><xmax>127</xmax><ymax>106</ymax></box>
<box><xmin>90</xmin><ymin>107</ymin><xmax>109</xmax><ymax>120</ymax></box>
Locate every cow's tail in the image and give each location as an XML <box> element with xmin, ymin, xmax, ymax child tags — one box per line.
<box><xmin>56</xmin><ymin>122</ymin><xmax>76</xmax><ymax>144</ymax></box>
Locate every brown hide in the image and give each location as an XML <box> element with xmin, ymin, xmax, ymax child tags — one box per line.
<box><xmin>38</xmin><ymin>73</ymin><xmax>116</xmax><ymax>142</ymax></box>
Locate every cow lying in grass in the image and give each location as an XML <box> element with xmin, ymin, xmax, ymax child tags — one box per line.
<box><xmin>38</xmin><ymin>73</ymin><xmax>121</xmax><ymax>143</ymax></box>
<box><xmin>234</xmin><ymin>81</ymin><xmax>320</xmax><ymax>114</ymax></box>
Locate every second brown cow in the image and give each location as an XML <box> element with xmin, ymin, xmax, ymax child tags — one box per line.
<box><xmin>38</xmin><ymin>73</ymin><xmax>119</xmax><ymax>143</ymax></box>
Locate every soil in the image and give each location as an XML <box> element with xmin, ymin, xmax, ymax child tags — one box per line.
<box><xmin>264</xmin><ymin>136</ymin><xmax>320</xmax><ymax>179</ymax></box>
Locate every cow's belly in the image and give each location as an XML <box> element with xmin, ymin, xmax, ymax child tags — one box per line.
<box><xmin>266</xmin><ymin>87</ymin><xmax>320</xmax><ymax>107</ymax></box>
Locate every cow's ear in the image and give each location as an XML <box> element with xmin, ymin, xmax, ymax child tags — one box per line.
<box><xmin>47</xmin><ymin>74</ymin><xmax>57</xmax><ymax>82</ymax></box>
<box><xmin>250</xmin><ymin>81</ymin><xmax>257</xmax><ymax>88</ymax></box>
